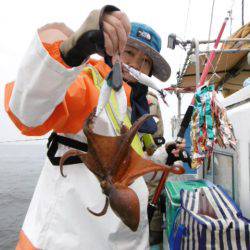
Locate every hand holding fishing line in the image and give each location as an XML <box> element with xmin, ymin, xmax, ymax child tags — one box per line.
<box><xmin>103</xmin><ymin>11</ymin><xmax>131</xmax><ymax>56</ymax></box>
<box><xmin>60</xmin><ymin>5</ymin><xmax>130</xmax><ymax>66</ymax></box>
<box><xmin>96</xmin><ymin>54</ymin><xmax>125</xmax><ymax>117</ymax></box>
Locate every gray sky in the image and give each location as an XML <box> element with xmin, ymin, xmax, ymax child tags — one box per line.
<box><xmin>0</xmin><ymin>0</ymin><xmax>249</xmax><ymax>143</ymax></box>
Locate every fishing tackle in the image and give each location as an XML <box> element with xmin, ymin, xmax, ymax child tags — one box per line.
<box><xmin>123</xmin><ymin>64</ymin><xmax>169</xmax><ymax>106</ymax></box>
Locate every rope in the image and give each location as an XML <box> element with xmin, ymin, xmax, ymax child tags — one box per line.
<box><xmin>177</xmin><ymin>0</ymin><xmax>192</xmax><ymax>79</ymax></box>
<box><xmin>207</xmin><ymin>43</ymin><xmax>226</xmax><ymax>83</ymax></box>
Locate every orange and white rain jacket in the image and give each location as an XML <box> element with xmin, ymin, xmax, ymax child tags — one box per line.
<box><xmin>5</xmin><ymin>23</ymin><xmax>150</xmax><ymax>250</ymax></box>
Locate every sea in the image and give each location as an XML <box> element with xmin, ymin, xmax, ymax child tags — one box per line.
<box><xmin>0</xmin><ymin>144</ymin><xmax>46</xmax><ymax>250</ymax></box>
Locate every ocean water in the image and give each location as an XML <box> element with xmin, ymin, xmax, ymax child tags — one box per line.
<box><xmin>0</xmin><ymin>144</ymin><xmax>46</xmax><ymax>250</ymax></box>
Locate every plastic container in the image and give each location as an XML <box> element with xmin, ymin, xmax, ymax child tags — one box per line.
<box><xmin>164</xmin><ymin>179</ymin><xmax>211</xmax><ymax>239</ymax></box>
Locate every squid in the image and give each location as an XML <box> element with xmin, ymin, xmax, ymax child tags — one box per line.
<box><xmin>60</xmin><ymin>110</ymin><xmax>184</xmax><ymax>231</ymax></box>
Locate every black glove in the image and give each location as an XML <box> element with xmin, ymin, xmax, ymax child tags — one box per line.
<box><xmin>60</xmin><ymin>5</ymin><xmax>119</xmax><ymax>67</ymax></box>
<box><xmin>165</xmin><ymin>142</ymin><xmax>191</xmax><ymax>167</ymax></box>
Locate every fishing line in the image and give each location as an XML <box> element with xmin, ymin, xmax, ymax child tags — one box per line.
<box><xmin>207</xmin><ymin>0</ymin><xmax>216</xmax><ymax>51</ymax></box>
<box><xmin>183</xmin><ymin>0</ymin><xmax>192</xmax><ymax>41</ymax></box>
<box><xmin>0</xmin><ymin>138</ymin><xmax>48</xmax><ymax>144</ymax></box>
<box><xmin>177</xmin><ymin>0</ymin><xmax>192</xmax><ymax>79</ymax></box>
<box><xmin>207</xmin><ymin>3</ymin><xmax>236</xmax><ymax>86</ymax></box>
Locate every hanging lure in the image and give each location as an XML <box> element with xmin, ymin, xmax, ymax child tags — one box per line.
<box><xmin>123</xmin><ymin>63</ymin><xmax>168</xmax><ymax>106</ymax></box>
<box><xmin>190</xmin><ymin>84</ymin><xmax>237</xmax><ymax>169</ymax></box>
<box><xmin>96</xmin><ymin>55</ymin><xmax>126</xmax><ymax>120</ymax></box>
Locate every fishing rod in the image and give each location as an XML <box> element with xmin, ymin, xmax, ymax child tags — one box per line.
<box><xmin>177</xmin><ymin>16</ymin><xmax>229</xmax><ymax>142</ymax></box>
<box><xmin>148</xmin><ymin>16</ymin><xmax>229</xmax><ymax>223</ymax></box>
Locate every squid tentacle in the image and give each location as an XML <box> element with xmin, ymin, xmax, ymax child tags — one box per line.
<box><xmin>110</xmin><ymin>114</ymin><xmax>155</xmax><ymax>175</ymax></box>
<box><xmin>59</xmin><ymin>149</ymin><xmax>86</xmax><ymax>177</ymax></box>
<box><xmin>87</xmin><ymin>197</ymin><xmax>109</xmax><ymax>216</ymax></box>
<box><xmin>83</xmin><ymin>108</ymin><xmax>97</xmax><ymax>135</ymax></box>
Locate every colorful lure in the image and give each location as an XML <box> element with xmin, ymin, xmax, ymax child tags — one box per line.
<box><xmin>191</xmin><ymin>84</ymin><xmax>237</xmax><ymax>169</ymax></box>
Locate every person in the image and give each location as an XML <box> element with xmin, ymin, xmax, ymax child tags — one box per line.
<box><xmin>145</xmin><ymin>96</ymin><xmax>187</xmax><ymax>246</ymax></box>
<box><xmin>5</xmin><ymin>5</ymin><xmax>171</xmax><ymax>250</ymax></box>
<box><xmin>145</xmin><ymin>92</ymin><xmax>166</xmax><ymax>246</ymax></box>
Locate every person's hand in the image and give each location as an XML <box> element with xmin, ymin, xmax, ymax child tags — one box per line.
<box><xmin>165</xmin><ymin>139</ymin><xmax>191</xmax><ymax>167</ymax></box>
<box><xmin>102</xmin><ymin>11</ymin><xmax>130</xmax><ymax>56</ymax></box>
<box><xmin>171</xmin><ymin>139</ymin><xmax>186</xmax><ymax>157</ymax></box>
<box><xmin>60</xmin><ymin>5</ymin><xmax>130</xmax><ymax>67</ymax></box>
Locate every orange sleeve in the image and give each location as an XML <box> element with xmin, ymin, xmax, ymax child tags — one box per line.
<box><xmin>43</xmin><ymin>40</ymin><xmax>71</xmax><ymax>68</ymax></box>
<box><xmin>5</xmin><ymin>41</ymin><xmax>94</xmax><ymax>136</ymax></box>
<box><xmin>5</xmin><ymin>81</ymin><xmax>69</xmax><ymax>136</ymax></box>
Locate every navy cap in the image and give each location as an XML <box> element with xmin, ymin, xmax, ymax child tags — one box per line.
<box><xmin>127</xmin><ymin>22</ymin><xmax>171</xmax><ymax>82</ymax></box>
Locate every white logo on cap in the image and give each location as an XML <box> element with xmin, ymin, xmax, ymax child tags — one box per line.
<box><xmin>137</xmin><ymin>29</ymin><xmax>152</xmax><ymax>42</ymax></box>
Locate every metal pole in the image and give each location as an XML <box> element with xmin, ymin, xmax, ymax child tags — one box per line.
<box><xmin>181</xmin><ymin>38</ymin><xmax>250</xmax><ymax>45</ymax></box>
<box><xmin>177</xmin><ymin>93</ymin><xmax>181</xmax><ymax>119</ymax></box>
<box><xmin>177</xmin><ymin>46</ymin><xmax>193</xmax><ymax>85</ymax></box>
<box><xmin>194</xmin><ymin>48</ymin><xmax>250</xmax><ymax>54</ymax></box>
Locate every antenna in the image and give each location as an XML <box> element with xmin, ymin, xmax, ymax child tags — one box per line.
<box><xmin>242</xmin><ymin>0</ymin><xmax>245</xmax><ymax>26</ymax></box>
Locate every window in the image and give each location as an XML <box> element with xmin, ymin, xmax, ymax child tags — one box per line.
<box><xmin>204</xmin><ymin>145</ymin><xmax>237</xmax><ymax>201</ymax></box>
<box><xmin>213</xmin><ymin>152</ymin><xmax>234</xmax><ymax>198</ymax></box>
